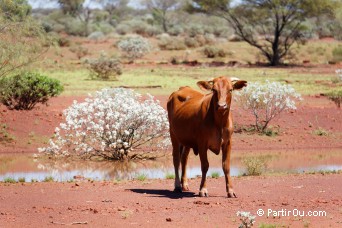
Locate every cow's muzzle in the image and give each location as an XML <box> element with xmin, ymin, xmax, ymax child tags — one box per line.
<box><xmin>218</xmin><ymin>103</ymin><xmax>228</xmax><ymax>111</ymax></box>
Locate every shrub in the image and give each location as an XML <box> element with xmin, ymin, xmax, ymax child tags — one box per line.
<box><xmin>236</xmin><ymin>81</ymin><xmax>302</xmax><ymax>132</ymax></box>
<box><xmin>69</xmin><ymin>45</ymin><xmax>89</xmax><ymax>59</ymax></box>
<box><xmin>116</xmin><ymin>24</ymin><xmax>131</xmax><ymax>35</ymax></box>
<box><xmin>57</xmin><ymin>37</ymin><xmax>71</xmax><ymax>47</ymax></box>
<box><xmin>94</xmin><ymin>22</ymin><xmax>114</xmax><ymax>35</ymax></box>
<box><xmin>18</xmin><ymin>177</ymin><xmax>26</xmax><ymax>183</ymax></box>
<box><xmin>39</xmin><ymin>88</ymin><xmax>170</xmax><ymax>160</ymax></box>
<box><xmin>203</xmin><ymin>33</ymin><xmax>216</xmax><ymax>45</ymax></box>
<box><xmin>0</xmin><ymin>72</ymin><xmax>64</xmax><ymax>110</ymax></box>
<box><xmin>228</xmin><ymin>34</ymin><xmax>243</xmax><ymax>42</ymax></box>
<box><xmin>336</xmin><ymin>69</ymin><xmax>342</xmax><ymax>82</ymax></box>
<box><xmin>186</xmin><ymin>24</ymin><xmax>204</xmax><ymax>37</ymax></box>
<box><xmin>203</xmin><ymin>46</ymin><xmax>226</xmax><ymax>58</ymax></box>
<box><xmin>168</xmin><ymin>25</ymin><xmax>184</xmax><ymax>36</ymax></box>
<box><xmin>158</xmin><ymin>36</ymin><xmax>186</xmax><ymax>50</ymax></box>
<box><xmin>332</xmin><ymin>46</ymin><xmax>342</xmax><ymax>62</ymax></box>
<box><xmin>117</xmin><ymin>35</ymin><xmax>151</xmax><ymax>62</ymax></box>
<box><xmin>326</xmin><ymin>89</ymin><xmax>342</xmax><ymax>108</ymax></box>
<box><xmin>87</xmin><ymin>31</ymin><xmax>105</xmax><ymax>41</ymax></box>
<box><xmin>86</xmin><ymin>53</ymin><xmax>122</xmax><ymax>80</ymax></box>
<box><xmin>242</xmin><ymin>156</ymin><xmax>269</xmax><ymax>176</ymax></box>
<box><xmin>184</xmin><ymin>36</ymin><xmax>199</xmax><ymax>48</ymax></box>
<box><xmin>116</xmin><ymin>20</ymin><xmax>161</xmax><ymax>37</ymax></box>
<box><xmin>63</xmin><ymin>18</ymin><xmax>87</xmax><ymax>36</ymax></box>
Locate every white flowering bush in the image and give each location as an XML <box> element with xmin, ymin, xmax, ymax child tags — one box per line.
<box><xmin>237</xmin><ymin>211</ymin><xmax>256</xmax><ymax>228</ymax></box>
<box><xmin>39</xmin><ymin>88</ymin><xmax>170</xmax><ymax>160</ymax></box>
<box><xmin>236</xmin><ymin>80</ymin><xmax>302</xmax><ymax>132</ymax></box>
<box><xmin>117</xmin><ymin>35</ymin><xmax>151</xmax><ymax>62</ymax></box>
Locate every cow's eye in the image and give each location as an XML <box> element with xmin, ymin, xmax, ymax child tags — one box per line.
<box><xmin>229</xmin><ymin>89</ymin><xmax>233</xmax><ymax>93</ymax></box>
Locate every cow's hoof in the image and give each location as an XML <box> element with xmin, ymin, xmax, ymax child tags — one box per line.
<box><xmin>227</xmin><ymin>191</ymin><xmax>237</xmax><ymax>198</ymax></box>
<box><xmin>199</xmin><ymin>189</ymin><xmax>208</xmax><ymax>197</ymax></box>
<box><xmin>174</xmin><ymin>187</ymin><xmax>182</xmax><ymax>193</ymax></box>
<box><xmin>182</xmin><ymin>184</ymin><xmax>190</xmax><ymax>191</ymax></box>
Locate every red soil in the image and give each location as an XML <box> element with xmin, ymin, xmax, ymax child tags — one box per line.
<box><xmin>0</xmin><ymin>174</ymin><xmax>341</xmax><ymax>227</ymax></box>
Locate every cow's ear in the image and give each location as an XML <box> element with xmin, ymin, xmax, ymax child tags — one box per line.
<box><xmin>197</xmin><ymin>81</ymin><xmax>213</xmax><ymax>91</ymax></box>
<box><xmin>233</xmin><ymin>80</ymin><xmax>247</xmax><ymax>90</ymax></box>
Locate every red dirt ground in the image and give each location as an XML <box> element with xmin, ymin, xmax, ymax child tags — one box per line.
<box><xmin>0</xmin><ymin>75</ymin><xmax>342</xmax><ymax>227</ymax></box>
<box><xmin>1</xmin><ymin>174</ymin><xmax>342</xmax><ymax>227</ymax></box>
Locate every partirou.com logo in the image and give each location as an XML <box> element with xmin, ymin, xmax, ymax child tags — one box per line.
<box><xmin>257</xmin><ymin>208</ymin><xmax>327</xmax><ymax>217</ymax></box>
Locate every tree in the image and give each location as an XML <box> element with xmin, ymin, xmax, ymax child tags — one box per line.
<box><xmin>57</xmin><ymin>0</ymin><xmax>85</xmax><ymax>17</ymax></box>
<box><xmin>0</xmin><ymin>0</ymin><xmax>50</xmax><ymax>77</ymax></box>
<box><xmin>188</xmin><ymin>0</ymin><xmax>338</xmax><ymax>66</ymax></box>
<box><xmin>57</xmin><ymin>0</ymin><xmax>94</xmax><ymax>36</ymax></box>
<box><xmin>141</xmin><ymin>0</ymin><xmax>181</xmax><ymax>32</ymax></box>
<box><xmin>99</xmin><ymin>0</ymin><xmax>129</xmax><ymax>22</ymax></box>
<box><xmin>0</xmin><ymin>0</ymin><xmax>31</xmax><ymax>20</ymax></box>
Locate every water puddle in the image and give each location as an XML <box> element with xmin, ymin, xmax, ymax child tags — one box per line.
<box><xmin>0</xmin><ymin>149</ymin><xmax>341</xmax><ymax>182</ymax></box>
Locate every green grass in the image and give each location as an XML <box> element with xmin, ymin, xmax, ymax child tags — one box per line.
<box><xmin>43</xmin><ymin>176</ymin><xmax>54</xmax><ymax>182</ymax></box>
<box><xmin>313</xmin><ymin>127</ymin><xmax>329</xmax><ymax>136</ymax></box>
<box><xmin>135</xmin><ymin>173</ymin><xmax>147</xmax><ymax>181</ymax></box>
<box><xmin>211</xmin><ymin>171</ymin><xmax>220</xmax><ymax>178</ymax></box>
<box><xmin>165</xmin><ymin>173</ymin><xmax>175</xmax><ymax>179</ymax></box>
<box><xmin>3</xmin><ymin>177</ymin><xmax>16</xmax><ymax>183</ymax></box>
<box><xmin>43</xmin><ymin>66</ymin><xmax>336</xmax><ymax>97</ymax></box>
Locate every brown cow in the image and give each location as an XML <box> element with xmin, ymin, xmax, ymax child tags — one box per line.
<box><xmin>167</xmin><ymin>76</ymin><xmax>247</xmax><ymax>197</ymax></box>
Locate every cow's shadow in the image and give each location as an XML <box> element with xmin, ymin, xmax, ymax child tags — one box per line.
<box><xmin>129</xmin><ymin>188</ymin><xmax>196</xmax><ymax>199</ymax></box>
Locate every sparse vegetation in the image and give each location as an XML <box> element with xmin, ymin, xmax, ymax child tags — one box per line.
<box><xmin>211</xmin><ymin>171</ymin><xmax>220</xmax><ymax>178</ymax></box>
<box><xmin>332</xmin><ymin>46</ymin><xmax>342</xmax><ymax>62</ymax></box>
<box><xmin>18</xmin><ymin>177</ymin><xmax>26</xmax><ymax>183</ymax></box>
<box><xmin>3</xmin><ymin>177</ymin><xmax>16</xmax><ymax>183</ymax></box>
<box><xmin>313</xmin><ymin>127</ymin><xmax>329</xmax><ymax>136</ymax></box>
<box><xmin>203</xmin><ymin>46</ymin><xmax>226</xmax><ymax>58</ymax></box>
<box><xmin>136</xmin><ymin>173</ymin><xmax>147</xmax><ymax>181</ymax></box>
<box><xmin>326</xmin><ymin>90</ymin><xmax>342</xmax><ymax>108</ymax></box>
<box><xmin>242</xmin><ymin>156</ymin><xmax>270</xmax><ymax>176</ymax></box>
<box><xmin>43</xmin><ymin>176</ymin><xmax>54</xmax><ymax>182</ymax></box>
<box><xmin>165</xmin><ymin>173</ymin><xmax>175</xmax><ymax>179</ymax></box>
<box><xmin>0</xmin><ymin>124</ymin><xmax>15</xmax><ymax>143</ymax></box>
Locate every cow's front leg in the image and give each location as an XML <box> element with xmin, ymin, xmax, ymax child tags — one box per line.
<box><xmin>199</xmin><ymin>149</ymin><xmax>209</xmax><ymax>197</ymax></box>
<box><xmin>222</xmin><ymin>129</ymin><xmax>237</xmax><ymax>198</ymax></box>
<box><xmin>181</xmin><ymin>147</ymin><xmax>190</xmax><ymax>191</ymax></box>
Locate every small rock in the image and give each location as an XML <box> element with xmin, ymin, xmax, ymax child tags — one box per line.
<box><xmin>166</xmin><ymin>218</ymin><xmax>172</xmax><ymax>222</ymax></box>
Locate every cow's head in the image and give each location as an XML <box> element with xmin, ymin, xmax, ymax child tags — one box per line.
<box><xmin>197</xmin><ymin>76</ymin><xmax>247</xmax><ymax>111</ymax></box>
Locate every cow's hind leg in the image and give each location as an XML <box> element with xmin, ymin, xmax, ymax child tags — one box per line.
<box><xmin>199</xmin><ymin>150</ymin><xmax>209</xmax><ymax>197</ymax></box>
<box><xmin>171</xmin><ymin>137</ymin><xmax>182</xmax><ymax>192</ymax></box>
<box><xmin>181</xmin><ymin>146</ymin><xmax>190</xmax><ymax>191</ymax></box>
